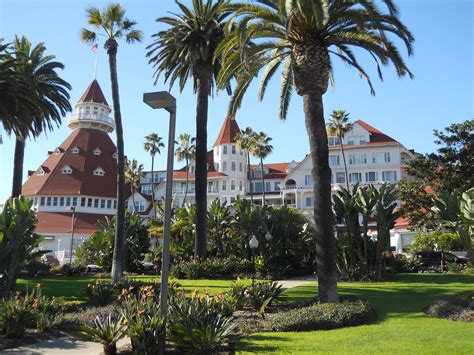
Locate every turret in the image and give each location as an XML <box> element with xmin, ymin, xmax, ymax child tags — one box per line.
<box><xmin>67</xmin><ymin>80</ymin><xmax>115</xmax><ymax>133</ymax></box>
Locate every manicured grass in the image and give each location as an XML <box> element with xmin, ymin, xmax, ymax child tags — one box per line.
<box><xmin>237</xmin><ymin>273</ymin><xmax>474</xmax><ymax>354</ymax></box>
<box><xmin>16</xmin><ymin>275</ymin><xmax>249</xmax><ymax>302</ymax></box>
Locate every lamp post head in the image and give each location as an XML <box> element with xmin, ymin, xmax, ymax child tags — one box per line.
<box><xmin>249</xmin><ymin>235</ymin><xmax>259</xmax><ymax>250</ymax></box>
<box><xmin>66</xmin><ymin>206</ymin><xmax>76</xmax><ymax>213</ymax></box>
<box><xmin>265</xmin><ymin>231</ymin><xmax>273</xmax><ymax>241</ymax></box>
<box><xmin>143</xmin><ymin>91</ymin><xmax>176</xmax><ymax>113</ymax></box>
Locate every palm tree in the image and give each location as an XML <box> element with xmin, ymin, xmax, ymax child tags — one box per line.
<box><xmin>217</xmin><ymin>0</ymin><xmax>414</xmax><ymax>302</ymax></box>
<box><xmin>144</xmin><ymin>133</ymin><xmax>165</xmax><ymax>215</ymax></box>
<box><xmin>235</xmin><ymin>127</ymin><xmax>256</xmax><ymax>205</ymax></box>
<box><xmin>81</xmin><ymin>3</ymin><xmax>142</xmax><ymax>281</ymax></box>
<box><xmin>147</xmin><ymin>0</ymin><xmax>233</xmax><ymax>258</ymax></box>
<box><xmin>5</xmin><ymin>36</ymin><xmax>71</xmax><ymax>197</ymax></box>
<box><xmin>327</xmin><ymin>110</ymin><xmax>352</xmax><ymax>191</ymax></box>
<box><xmin>175</xmin><ymin>133</ymin><xmax>196</xmax><ymax>207</ymax></box>
<box><xmin>250</xmin><ymin>132</ymin><xmax>273</xmax><ymax>206</ymax></box>
<box><xmin>125</xmin><ymin>159</ymin><xmax>145</xmax><ymax>212</ymax></box>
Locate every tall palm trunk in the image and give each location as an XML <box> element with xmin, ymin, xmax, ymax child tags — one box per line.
<box><xmin>303</xmin><ymin>90</ymin><xmax>339</xmax><ymax>303</ymax></box>
<box><xmin>339</xmin><ymin>134</ymin><xmax>349</xmax><ymax>191</ymax></box>
<box><xmin>247</xmin><ymin>153</ymin><xmax>253</xmax><ymax>205</ymax></box>
<box><xmin>131</xmin><ymin>186</ymin><xmax>136</xmax><ymax>212</ymax></box>
<box><xmin>183</xmin><ymin>156</ymin><xmax>189</xmax><ymax>207</ymax></box>
<box><xmin>107</xmin><ymin>40</ymin><xmax>126</xmax><ymax>282</ymax></box>
<box><xmin>194</xmin><ymin>66</ymin><xmax>211</xmax><ymax>259</ymax></box>
<box><xmin>260</xmin><ymin>157</ymin><xmax>265</xmax><ymax>206</ymax></box>
<box><xmin>11</xmin><ymin>137</ymin><xmax>25</xmax><ymax>197</ymax></box>
<box><xmin>150</xmin><ymin>154</ymin><xmax>155</xmax><ymax>216</ymax></box>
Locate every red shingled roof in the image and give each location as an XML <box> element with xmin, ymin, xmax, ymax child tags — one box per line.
<box><xmin>35</xmin><ymin>212</ymin><xmax>110</xmax><ymax>234</ymax></box>
<box><xmin>22</xmin><ymin>128</ymin><xmax>118</xmax><ymax>198</ymax></box>
<box><xmin>355</xmin><ymin>120</ymin><xmax>397</xmax><ymax>144</ymax></box>
<box><xmin>79</xmin><ymin>80</ymin><xmax>109</xmax><ymax>107</ymax></box>
<box><xmin>214</xmin><ymin>116</ymin><xmax>241</xmax><ymax>146</ymax></box>
<box><xmin>251</xmin><ymin>162</ymin><xmax>289</xmax><ymax>179</ymax></box>
<box><xmin>173</xmin><ymin>150</ymin><xmax>226</xmax><ymax>179</ymax></box>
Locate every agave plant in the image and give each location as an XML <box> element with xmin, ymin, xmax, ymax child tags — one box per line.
<box><xmin>79</xmin><ymin>315</ymin><xmax>125</xmax><ymax>355</ymax></box>
<box><xmin>248</xmin><ymin>281</ymin><xmax>285</xmax><ymax>318</ymax></box>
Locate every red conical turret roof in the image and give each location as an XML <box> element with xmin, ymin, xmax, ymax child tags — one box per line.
<box><xmin>214</xmin><ymin>116</ymin><xmax>241</xmax><ymax>146</ymax></box>
<box><xmin>79</xmin><ymin>80</ymin><xmax>109</xmax><ymax>107</ymax></box>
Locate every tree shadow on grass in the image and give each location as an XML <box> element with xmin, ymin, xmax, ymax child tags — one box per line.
<box><xmin>236</xmin><ymin>334</ymin><xmax>293</xmax><ymax>353</ymax></box>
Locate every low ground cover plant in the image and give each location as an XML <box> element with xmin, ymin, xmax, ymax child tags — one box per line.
<box><xmin>425</xmin><ymin>291</ymin><xmax>474</xmax><ymax>322</ymax></box>
<box><xmin>265</xmin><ymin>299</ymin><xmax>376</xmax><ymax>332</ymax></box>
<box><xmin>170</xmin><ymin>256</ymin><xmax>252</xmax><ymax>279</ymax></box>
<box><xmin>85</xmin><ymin>280</ymin><xmax>115</xmax><ymax>306</ymax></box>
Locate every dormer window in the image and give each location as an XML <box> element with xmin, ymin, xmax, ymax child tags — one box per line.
<box><xmin>71</xmin><ymin>146</ymin><xmax>80</xmax><ymax>154</ymax></box>
<box><xmin>36</xmin><ymin>167</ymin><xmax>46</xmax><ymax>176</ymax></box>
<box><xmin>54</xmin><ymin>147</ymin><xmax>63</xmax><ymax>154</ymax></box>
<box><xmin>93</xmin><ymin>148</ymin><xmax>102</xmax><ymax>156</ymax></box>
<box><xmin>93</xmin><ymin>167</ymin><xmax>105</xmax><ymax>176</ymax></box>
<box><xmin>61</xmin><ymin>165</ymin><xmax>73</xmax><ymax>175</ymax></box>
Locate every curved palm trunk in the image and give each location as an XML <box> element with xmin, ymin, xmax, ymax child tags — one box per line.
<box><xmin>107</xmin><ymin>42</ymin><xmax>126</xmax><ymax>282</ymax></box>
<box><xmin>247</xmin><ymin>153</ymin><xmax>253</xmax><ymax>205</ymax></box>
<box><xmin>11</xmin><ymin>137</ymin><xmax>25</xmax><ymax>197</ymax></box>
<box><xmin>182</xmin><ymin>156</ymin><xmax>189</xmax><ymax>207</ymax></box>
<box><xmin>131</xmin><ymin>186</ymin><xmax>136</xmax><ymax>212</ymax></box>
<box><xmin>339</xmin><ymin>135</ymin><xmax>350</xmax><ymax>191</ymax></box>
<box><xmin>260</xmin><ymin>157</ymin><xmax>265</xmax><ymax>206</ymax></box>
<box><xmin>194</xmin><ymin>68</ymin><xmax>211</xmax><ymax>259</ymax></box>
<box><xmin>151</xmin><ymin>154</ymin><xmax>155</xmax><ymax>217</ymax></box>
<box><xmin>304</xmin><ymin>90</ymin><xmax>339</xmax><ymax>303</ymax></box>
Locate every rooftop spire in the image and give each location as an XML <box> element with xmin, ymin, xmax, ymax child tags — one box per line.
<box><xmin>79</xmin><ymin>80</ymin><xmax>109</xmax><ymax>107</ymax></box>
<box><xmin>214</xmin><ymin>116</ymin><xmax>241</xmax><ymax>146</ymax></box>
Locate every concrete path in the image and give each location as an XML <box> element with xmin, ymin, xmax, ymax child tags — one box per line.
<box><xmin>2</xmin><ymin>277</ymin><xmax>314</xmax><ymax>354</ymax></box>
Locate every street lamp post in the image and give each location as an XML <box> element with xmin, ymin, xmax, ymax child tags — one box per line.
<box><xmin>143</xmin><ymin>91</ymin><xmax>176</xmax><ymax>323</ymax></box>
<box><xmin>67</xmin><ymin>206</ymin><xmax>76</xmax><ymax>265</ymax></box>
<box><xmin>249</xmin><ymin>235</ymin><xmax>259</xmax><ymax>287</ymax></box>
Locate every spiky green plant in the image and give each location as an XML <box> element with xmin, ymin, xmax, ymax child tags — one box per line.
<box><xmin>80</xmin><ymin>315</ymin><xmax>125</xmax><ymax>355</ymax></box>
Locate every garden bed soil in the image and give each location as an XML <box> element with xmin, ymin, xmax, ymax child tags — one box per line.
<box><xmin>425</xmin><ymin>292</ymin><xmax>474</xmax><ymax>322</ymax></box>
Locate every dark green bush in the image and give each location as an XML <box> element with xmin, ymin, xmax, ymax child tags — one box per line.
<box><xmin>85</xmin><ymin>280</ymin><xmax>115</xmax><ymax>306</ymax></box>
<box><xmin>226</xmin><ymin>281</ymin><xmax>247</xmax><ymax>310</ymax></box>
<box><xmin>59</xmin><ymin>263</ymin><xmax>85</xmax><ymax>276</ymax></box>
<box><xmin>170</xmin><ymin>256</ymin><xmax>252</xmax><ymax>279</ymax></box>
<box><xmin>265</xmin><ymin>300</ymin><xmax>376</xmax><ymax>332</ymax></box>
<box><xmin>385</xmin><ymin>254</ymin><xmax>423</xmax><ymax>273</ymax></box>
<box><xmin>0</xmin><ymin>294</ymin><xmax>36</xmax><ymax>338</ymax></box>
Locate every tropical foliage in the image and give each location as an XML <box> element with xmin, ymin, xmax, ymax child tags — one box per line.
<box><xmin>125</xmin><ymin>158</ymin><xmax>145</xmax><ymax>212</ymax></box>
<box><xmin>249</xmin><ymin>131</ymin><xmax>273</xmax><ymax>206</ymax></box>
<box><xmin>327</xmin><ymin>110</ymin><xmax>352</xmax><ymax>190</ymax></box>
<box><xmin>144</xmin><ymin>132</ymin><xmax>165</xmax><ymax>215</ymax></box>
<box><xmin>175</xmin><ymin>133</ymin><xmax>196</xmax><ymax>206</ymax></box>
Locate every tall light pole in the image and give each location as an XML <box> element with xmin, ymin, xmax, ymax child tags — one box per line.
<box><xmin>67</xmin><ymin>206</ymin><xmax>76</xmax><ymax>265</ymax></box>
<box><xmin>143</xmin><ymin>91</ymin><xmax>176</xmax><ymax>323</ymax></box>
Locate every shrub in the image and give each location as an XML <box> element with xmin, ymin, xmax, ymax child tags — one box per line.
<box><xmin>385</xmin><ymin>254</ymin><xmax>423</xmax><ymax>273</ymax></box>
<box><xmin>168</xmin><ymin>295</ymin><xmax>238</xmax><ymax>353</ymax></box>
<box><xmin>226</xmin><ymin>281</ymin><xmax>247</xmax><ymax>310</ymax></box>
<box><xmin>248</xmin><ymin>281</ymin><xmax>285</xmax><ymax>317</ymax></box>
<box><xmin>170</xmin><ymin>256</ymin><xmax>252</xmax><ymax>279</ymax></box>
<box><xmin>33</xmin><ymin>290</ymin><xmax>62</xmax><ymax>332</ymax></box>
<box><xmin>59</xmin><ymin>263</ymin><xmax>85</xmax><ymax>276</ymax></box>
<box><xmin>85</xmin><ymin>280</ymin><xmax>115</xmax><ymax>306</ymax></box>
<box><xmin>115</xmin><ymin>286</ymin><xmax>165</xmax><ymax>353</ymax></box>
<box><xmin>426</xmin><ymin>292</ymin><xmax>474</xmax><ymax>321</ymax></box>
<box><xmin>23</xmin><ymin>260</ymin><xmax>51</xmax><ymax>276</ymax></box>
<box><xmin>0</xmin><ymin>294</ymin><xmax>36</xmax><ymax>338</ymax></box>
<box><xmin>80</xmin><ymin>314</ymin><xmax>125</xmax><ymax>355</ymax></box>
<box><xmin>265</xmin><ymin>300</ymin><xmax>376</xmax><ymax>332</ymax></box>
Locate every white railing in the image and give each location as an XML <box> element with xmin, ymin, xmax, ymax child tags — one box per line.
<box><xmin>55</xmin><ymin>250</ymin><xmax>77</xmax><ymax>265</ymax></box>
<box><xmin>68</xmin><ymin>112</ymin><xmax>115</xmax><ymax>127</ymax></box>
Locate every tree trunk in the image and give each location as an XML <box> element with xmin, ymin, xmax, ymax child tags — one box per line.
<box><xmin>339</xmin><ymin>136</ymin><xmax>350</xmax><ymax>191</ymax></box>
<box><xmin>107</xmin><ymin>40</ymin><xmax>126</xmax><ymax>282</ymax></box>
<box><xmin>303</xmin><ymin>90</ymin><xmax>339</xmax><ymax>303</ymax></box>
<box><xmin>183</xmin><ymin>156</ymin><xmax>189</xmax><ymax>207</ymax></box>
<box><xmin>151</xmin><ymin>154</ymin><xmax>155</xmax><ymax>217</ymax></box>
<box><xmin>131</xmin><ymin>187</ymin><xmax>136</xmax><ymax>212</ymax></box>
<box><xmin>194</xmin><ymin>67</ymin><xmax>211</xmax><ymax>259</ymax></box>
<box><xmin>260</xmin><ymin>157</ymin><xmax>265</xmax><ymax>206</ymax></box>
<box><xmin>11</xmin><ymin>137</ymin><xmax>25</xmax><ymax>197</ymax></box>
<box><xmin>248</xmin><ymin>153</ymin><xmax>253</xmax><ymax>205</ymax></box>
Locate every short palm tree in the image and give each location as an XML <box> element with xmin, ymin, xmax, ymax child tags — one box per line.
<box><xmin>147</xmin><ymin>0</ymin><xmax>233</xmax><ymax>258</ymax></box>
<box><xmin>81</xmin><ymin>2</ymin><xmax>142</xmax><ymax>281</ymax></box>
<box><xmin>327</xmin><ymin>110</ymin><xmax>352</xmax><ymax>190</ymax></box>
<box><xmin>175</xmin><ymin>133</ymin><xmax>196</xmax><ymax>207</ymax></box>
<box><xmin>125</xmin><ymin>159</ymin><xmax>145</xmax><ymax>212</ymax></box>
<box><xmin>250</xmin><ymin>132</ymin><xmax>273</xmax><ymax>206</ymax></box>
<box><xmin>235</xmin><ymin>127</ymin><xmax>256</xmax><ymax>205</ymax></box>
<box><xmin>5</xmin><ymin>36</ymin><xmax>71</xmax><ymax>198</ymax></box>
<box><xmin>217</xmin><ymin>0</ymin><xmax>414</xmax><ymax>302</ymax></box>
<box><xmin>144</xmin><ymin>132</ymin><xmax>165</xmax><ymax>215</ymax></box>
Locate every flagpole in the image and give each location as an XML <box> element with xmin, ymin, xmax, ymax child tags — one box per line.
<box><xmin>93</xmin><ymin>51</ymin><xmax>98</xmax><ymax>79</ymax></box>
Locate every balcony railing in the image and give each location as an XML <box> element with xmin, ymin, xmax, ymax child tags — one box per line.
<box><xmin>68</xmin><ymin>112</ymin><xmax>115</xmax><ymax>128</ymax></box>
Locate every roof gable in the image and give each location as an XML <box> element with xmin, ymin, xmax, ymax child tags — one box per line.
<box><xmin>354</xmin><ymin>120</ymin><xmax>397</xmax><ymax>144</ymax></box>
<box><xmin>214</xmin><ymin>116</ymin><xmax>241</xmax><ymax>146</ymax></box>
<box><xmin>79</xmin><ymin>80</ymin><xmax>109</xmax><ymax>107</ymax></box>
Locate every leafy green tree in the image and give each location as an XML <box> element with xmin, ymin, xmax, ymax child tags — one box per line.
<box><xmin>144</xmin><ymin>133</ymin><xmax>165</xmax><ymax>215</ymax></box>
<box><xmin>5</xmin><ymin>36</ymin><xmax>71</xmax><ymax>197</ymax></box>
<box><xmin>207</xmin><ymin>199</ymin><xmax>232</xmax><ymax>257</ymax></box>
<box><xmin>327</xmin><ymin>110</ymin><xmax>352</xmax><ymax>190</ymax></box>
<box><xmin>235</xmin><ymin>127</ymin><xmax>256</xmax><ymax>205</ymax></box>
<box><xmin>175</xmin><ymin>133</ymin><xmax>196</xmax><ymax>207</ymax></box>
<box><xmin>217</xmin><ymin>0</ymin><xmax>413</xmax><ymax>303</ymax></box>
<box><xmin>125</xmin><ymin>159</ymin><xmax>145</xmax><ymax>212</ymax></box>
<box><xmin>0</xmin><ymin>197</ymin><xmax>45</xmax><ymax>298</ymax></box>
<box><xmin>147</xmin><ymin>0</ymin><xmax>233</xmax><ymax>259</ymax></box>
<box><xmin>249</xmin><ymin>132</ymin><xmax>273</xmax><ymax>206</ymax></box>
<box><xmin>409</xmin><ymin>230</ymin><xmax>461</xmax><ymax>252</ymax></box>
<box><xmin>81</xmin><ymin>3</ymin><xmax>143</xmax><ymax>281</ymax></box>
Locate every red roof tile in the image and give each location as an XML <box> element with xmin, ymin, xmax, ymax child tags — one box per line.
<box><xmin>250</xmin><ymin>162</ymin><xmax>289</xmax><ymax>179</ymax></box>
<box><xmin>173</xmin><ymin>171</ymin><xmax>228</xmax><ymax>179</ymax></box>
<box><xmin>35</xmin><ymin>212</ymin><xmax>110</xmax><ymax>234</ymax></box>
<box><xmin>22</xmin><ymin>128</ymin><xmax>118</xmax><ymax>198</ymax></box>
<box><xmin>355</xmin><ymin>120</ymin><xmax>397</xmax><ymax>143</ymax></box>
<box><xmin>214</xmin><ymin>116</ymin><xmax>241</xmax><ymax>146</ymax></box>
<box><xmin>79</xmin><ymin>80</ymin><xmax>109</xmax><ymax>107</ymax></box>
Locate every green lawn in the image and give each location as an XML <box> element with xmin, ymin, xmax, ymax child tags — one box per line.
<box><xmin>237</xmin><ymin>273</ymin><xmax>474</xmax><ymax>354</ymax></box>
<box><xmin>17</xmin><ymin>273</ymin><xmax>474</xmax><ymax>353</ymax></box>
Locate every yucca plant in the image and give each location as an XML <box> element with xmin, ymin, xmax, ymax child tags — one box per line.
<box><xmin>248</xmin><ymin>281</ymin><xmax>285</xmax><ymax>318</ymax></box>
<box><xmin>168</xmin><ymin>295</ymin><xmax>238</xmax><ymax>353</ymax></box>
<box><xmin>80</xmin><ymin>315</ymin><xmax>125</xmax><ymax>355</ymax></box>
<box><xmin>0</xmin><ymin>293</ymin><xmax>36</xmax><ymax>338</ymax></box>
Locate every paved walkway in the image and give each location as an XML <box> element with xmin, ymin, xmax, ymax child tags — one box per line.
<box><xmin>3</xmin><ymin>277</ymin><xmax>314</xmax><ymax>354</ymax></box>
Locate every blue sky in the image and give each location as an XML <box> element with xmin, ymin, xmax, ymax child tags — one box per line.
<box><xmin>0</xmin><ymin>0</ymin><xmax>472</xmax><ymax>202</ymax></box>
